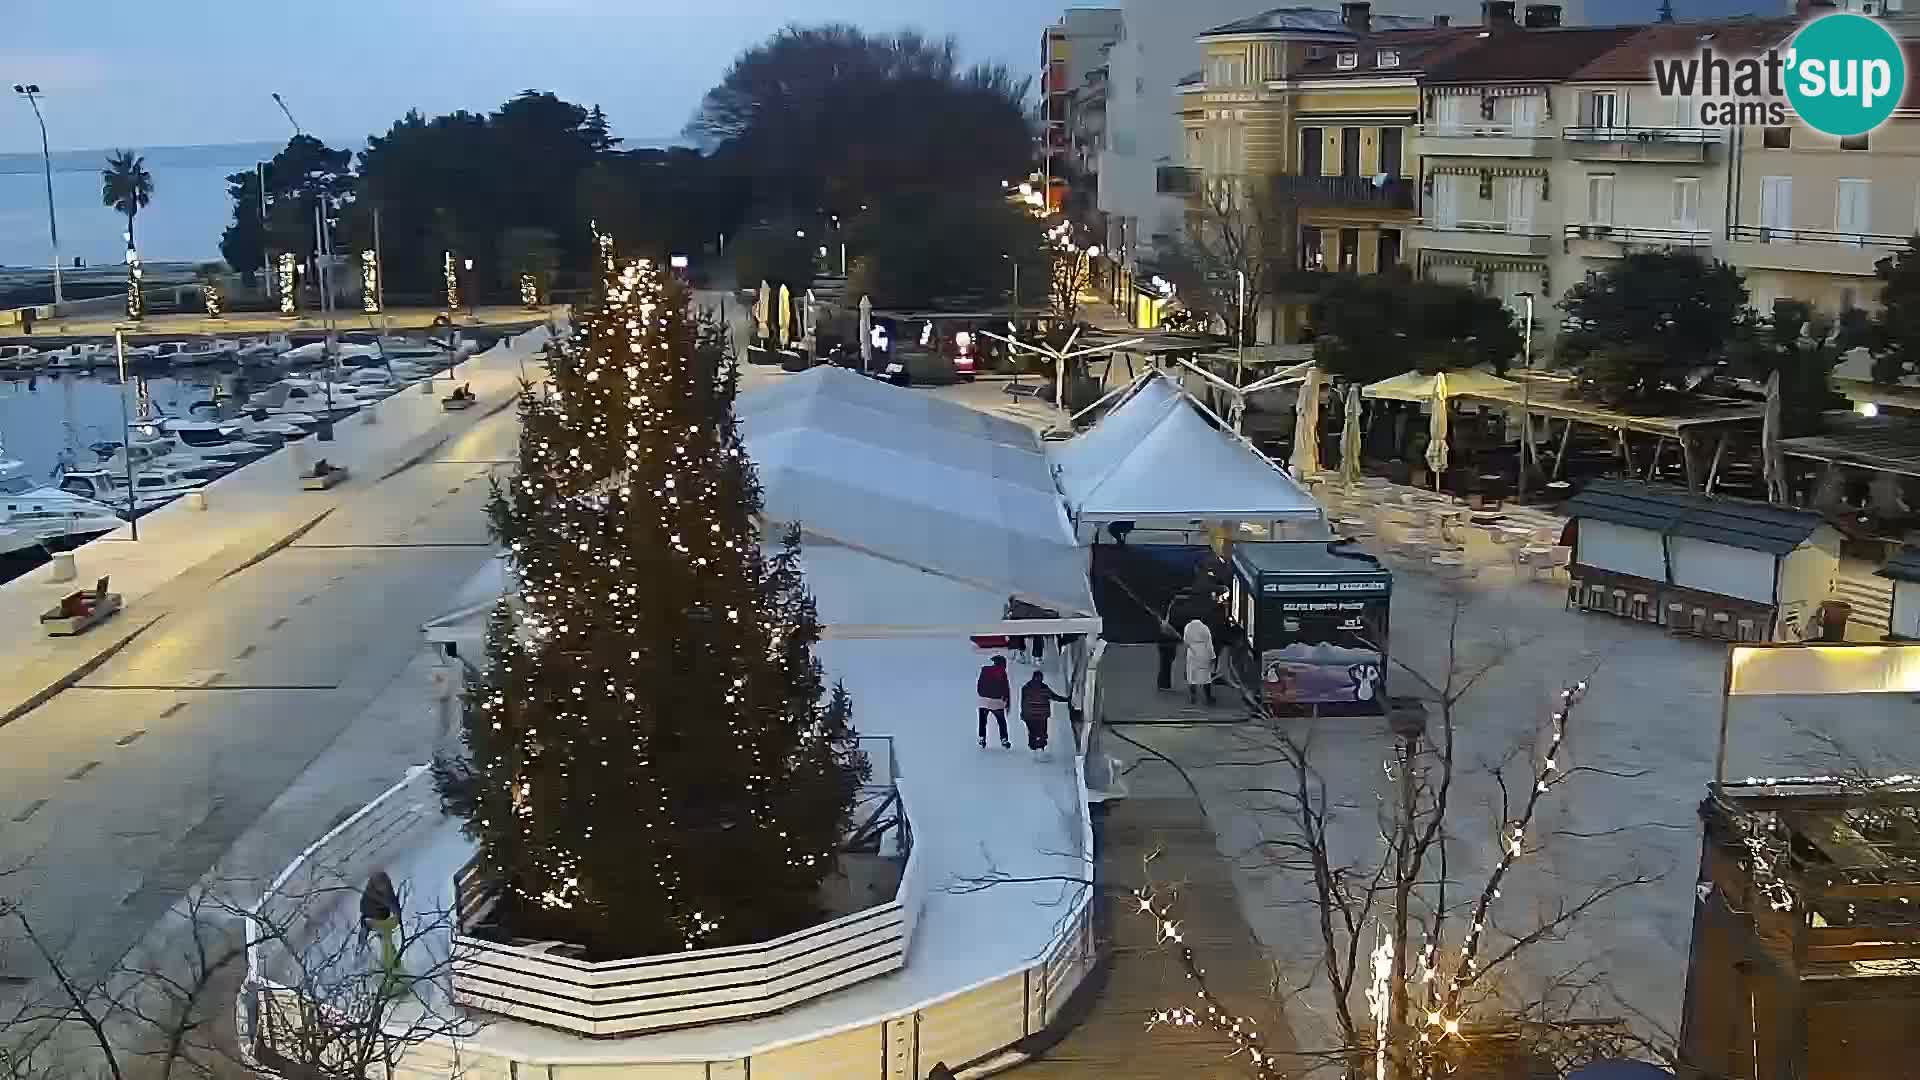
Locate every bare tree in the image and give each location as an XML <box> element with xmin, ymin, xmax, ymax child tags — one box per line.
<box><xmin>1122</xmin><ymin>602</ymin><xmax>1663</xmax><ymax>1079</ymax></box>
<box><xmin>1159</xmin><ymin>176</ymin><xmax>1299</xmax><ymax>351</ymax></box>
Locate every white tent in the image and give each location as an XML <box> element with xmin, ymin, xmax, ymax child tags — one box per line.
<box><xmin>1049</xmin><ymin>372</ymin><xmax>1323</xmax><ymax>537</ymax></box>
<box><xmin>739</xmin><ymin>367</ymin><xmax>1094</xmax><ymax>615</ymax></box>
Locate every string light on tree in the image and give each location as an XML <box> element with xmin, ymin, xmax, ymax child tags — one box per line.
<box><xmin>432</xmin><ymin>235</ymin><xmax>867</xmax><ymax>960</ymax></box>
<box><xmin>520</xmin><ymin>271</ymin><xmax>539</xmax><ymax>310</ymax></box>
<box><xmin>278</xmin><ymin>252</ymin><xmax>297</xmax><ymax>316</ymax></box>
<box><xmin>444</xmin><ymin>250</ymin><xmax>460</xmax><ymax>314</ymax></box>
<box><xmin>203</xmin><ymin>278</ymin><xmax>223</xmax><ymax>319</ymax></box>
<box><xmin>361</xmin><ymin>250</ymin><xmax>380</xmax><ymax>314</ymax></box>
<box><xmin>125</xmin><ymin>240</ymin><xmax>144</xmax><ymax>321</ymax></box>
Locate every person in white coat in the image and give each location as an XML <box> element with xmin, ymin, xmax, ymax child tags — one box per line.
<box><xmin>1182</xmin><ymin>617</ymin><xmax>1216</xmax><ymax>706</ymax></box>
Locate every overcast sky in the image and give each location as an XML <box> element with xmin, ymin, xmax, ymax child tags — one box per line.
<box><xmin>6</xmin><ymin>0</ymin><xmax>1762</xmax><ymax>154</ymax></box>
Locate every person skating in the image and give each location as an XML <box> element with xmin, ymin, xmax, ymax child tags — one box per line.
<box><xmin>976</xmin><ymin>655</ymin><xmax>1011</xmax><ymax>748</ymax></box>
<box><xmin>1155</xmin><ymin>613</ymin><xmax>1179</xmax><ymax>692</ymax></box>
<box><xmin>1020</xmin><ymin>670</ymin><xmax>1071</xmax><ymax>760</ymax></box>
<box><xmin>1183</xmin><ymin>616</ymin><xmax>1216</xmax><ymax>706</ymax></box>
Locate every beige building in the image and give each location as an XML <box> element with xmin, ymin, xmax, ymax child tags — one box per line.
<box><xmin>1727</xmin><ymin>18</ymin><xmax>1920</xmax><ymax>314</ymax></box>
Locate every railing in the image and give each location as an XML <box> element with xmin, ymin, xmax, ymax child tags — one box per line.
<box><xmin>1730</xmin><ymin>225</ymin><xmax>1912</xmax><ymax>249</ymax></box>
<box><xmin>1563</xmin><ymin>223</ymin><xmax>1712</xmax><ymax>246</ymax></box>
<box><xmin>1562</xmin><ymin>125</ymin><xmax>1723</xmax><ymax>144</ymax></box>
<box><xmin>1415</xmin><ymin>218</ymin><xmax>1547</xmax><ymax>236</ymax></box>
<box><xmin>1156</xmin><ymin>165</ymin><xmax>1199</xmax><ymax>195</ymax></box>
<box><xmin>1416</xmin><ymin>123</ymin><xmax>1550</xmax><ymax>139</ymax></box>
<box><xmin>1273</xmin><ymin>174</ymin><xmax>1415</xmax><ymax>210</ymax></box>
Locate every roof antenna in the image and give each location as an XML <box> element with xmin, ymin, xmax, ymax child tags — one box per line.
<box><xmin>1657</xmin><ymin>0</ymin><xmax>1676</xmax><ymax>21</ymax></box>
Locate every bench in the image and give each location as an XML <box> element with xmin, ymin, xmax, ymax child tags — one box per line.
<box><xmin>302</xmin><ymin>460</ymin><xmax>349</xmax><ymax>491</ymax></box>
<box><xmin>1003</xmin><ymin>381</ymin><xmax>1047</xmax><ymax>401</ymax></box>
<box><xmin>40</xmin><ymin>576</ymin><xmax>123</xmax><ymax>637</ymax></box>
<box><xmin>442</xmin><ymin>384</ymin><xmax>476</xmax><ymax>411</ymax></box>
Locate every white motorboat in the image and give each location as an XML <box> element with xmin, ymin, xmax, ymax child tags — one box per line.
<box><xmin>282</xmin><ymin>339</ymin><xmax>380</xmax><ymax>366</ymax></box>
<box><xmin>147</xmin><ymin>340</ymin><xmax>235</xmax><ymax>367</ymax></box>
<box><xmin>0</xmin><ymin>344</ymin><xmax>42</xmax><ymax>370</ymax></box>
<box><xmin>93</xmin><ymin>434</ymin><xmax>240</xmax><ymax>480</ymax></box>
<box><xmin>364</xmin><ymin>337</ymin><xmax>454</xmax><ymax>370</ymax></box>
<box><xmin>38</xmin><ymin>343</ymin><xmax>110</xmax><ymax>371</ymax></box>
<box><xmin>132</xmin><ymin>418</ymin><xmax>276</xmax><ymax>460</ymax></box>
<box><xmin>57</xmin><ymin>467</ymin><xmax>206</xmax><ymax>515</ymax></box>
<box><xmin>231</xmin><ymin>409</ymin><xmax>316</xmax><ymax>441</ymax></box>
<box><xmin>0</xmin><ymin>458</ymin><xmax>126</xmax><ymax>544</ymax></box>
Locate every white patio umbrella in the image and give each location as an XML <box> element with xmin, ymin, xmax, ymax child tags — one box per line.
<box><xmin>859</xmin><ymin>295</ymin><xmax>874</xmax><ymax>372</ymax></box>
<box><xmin>1425</xmin><ymin>371</ymin><xmax>1451</xmax><ymax>488</ymax></box>
<box><xmin>755</xmin><ymin>281</ymin><xmax>772</xmax><ymax>344</ymax></box>
<box><xmin>1340</xmin><ymin>383</ymin><xmax>1363</xmax><ymax>487</ymax></box>
<box><xmin>1289</xmin><ymin>366</ymin><xmax>1323</xmax><ymax>477</ymax></box>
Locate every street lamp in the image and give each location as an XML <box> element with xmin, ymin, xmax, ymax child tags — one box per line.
<box><xmin>13</xmin><ymin>85</ymin><xmax>63</xmax><ymax>307</ymax></box>
<box><xmin>270</xmin><ymin>92</ymin><xmax>303</xmax><ymax>136</ymax></box>
<box><xmin>112</xmin><ymin>328</ymin><xmax>139</xmax><ymax>539</ymax></box>
<box><xmin>462</xmin><ymin>258</ymin><xmax>475</xmax><ymax>318</ymax></box>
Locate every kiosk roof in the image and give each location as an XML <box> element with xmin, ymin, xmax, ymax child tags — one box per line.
<box><xmin>1232</xmin><ymin>541</ymin><xmax>1391</xmax><ymax>580</ymax></box>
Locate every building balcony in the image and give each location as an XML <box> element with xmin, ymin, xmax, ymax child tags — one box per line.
<box><xmin>1274</xmin><ymin>174</ymin><xmax>1415</xmax><ymax>212</ymax></box>
<box><xmin>1563</xmin><ymin>223</ymin><xmax>1714</xmax><ymax>258</ymax></box>
<box><xmin>1726</xmin><ymin>225</ymin><xmax>1909</xmax><ymax>278</ymax></box>
<box><xmin>1413</xmin><ymin>219</ymin><xmax>1554</xmax><ymax>258</ymax></box>
<box><xmin>1156</xmin><ymin>165</ymin><xmax>1199</xmax><ymax>196</ymax></box>
<box><xmin>1561</xmin><ymin>126</ymin><xmax>1722</xmax><ymax>163</ymax></box>
<box><xmin>1414</xmin><ymin>124</ymin><xmax>1556</xmax><ymax>158</ymax></box>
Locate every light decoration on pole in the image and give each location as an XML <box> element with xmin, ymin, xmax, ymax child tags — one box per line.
<box><xmin>444</xmin><ymin>250</ymin><xmax>459</xmax><ymax>314</ymax></box>
<box><xmin>361</xmin><ymin>250</ymin><xmax>380</xmax><ymax>314</ymax></box>
<box><xmin>203</xmin><ymin>278</ymin><xmax>223</xmax><ymax>319</ymax></box>
<box><xmin>278</xmin><ymin>252</ymin><xmax>297</xmax><ymax>316</ymax></box>
<box><xmin>520</xmin><ymin>272</ymin><xmax>539</xmax><ymax>310</ymax></box>
<box><xmin>125</xmin><ymin>242</ymin><xmax>144</xmax><ymax>321</ymax></box>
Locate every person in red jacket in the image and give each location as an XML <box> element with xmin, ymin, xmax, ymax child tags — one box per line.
<box><xmin>976</xmin><ymin>655</ymin><xmax>1011</xmax><ymax>748</ymax></box>
<box><xmin>1020</xmin><ymin>670</ymin><xmax>1071</xmax><ymax>759</ymax></box>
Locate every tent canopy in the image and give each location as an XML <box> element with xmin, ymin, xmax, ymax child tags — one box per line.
<box><xmin>739</xmin><ymin>367</ymin><xmax>1093</xmax><ymax>615</ymax></box>
<box><xmin>1362</xmin><ymin>368</ymin><xmax>1519</xmax><ymax>403</ymax></box>
<box><xmin>1049</xmin><ymin>372</ymin><xmax>1322</xmax><ymax>525</ymax></box>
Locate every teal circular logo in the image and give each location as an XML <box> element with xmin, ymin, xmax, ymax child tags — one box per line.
<box><xmin>1785</xmin><ymin>13</ymin><xmax>1907</xmax><ymax>138</ymax></box>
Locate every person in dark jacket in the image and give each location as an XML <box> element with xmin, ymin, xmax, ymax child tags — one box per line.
<box><xmin>1020</xmin><ymin>670</ymin><xmax>1071</xmax><ymax>759</ymax></box>
<box><xmin>976</xmin><ymin>655</ymin><xmax>1011</xmax><ymax>748</ymax></box>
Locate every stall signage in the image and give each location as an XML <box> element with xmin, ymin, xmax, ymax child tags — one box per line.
<box><xmin>1280</xmin><ymin>600</ymin><xmax>1369</xmax><ymax>613</ymax></box>
<box><xmin>1262</xmin><ymin>580</ymin><xmax>1388</xmax><ymax>594</ymax></box>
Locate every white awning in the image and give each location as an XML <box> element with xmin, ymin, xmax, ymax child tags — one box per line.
<box><xmin>1050</xmin><ymin>373</ymin><xmax>1322</xmax><ymax>525</ymax></box>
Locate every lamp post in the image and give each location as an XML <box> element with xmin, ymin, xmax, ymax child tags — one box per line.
<box><xmin>1516</xmin><ymin>291</ymin><xmax>1535</xmax><ymax>502</ymax></box>
<box><xmin>13</xmin><ymin>85</ymin><xmax>63</xmax><ymax>307</ymax></box>
<box><xmin>270</xmin><ymin>92</ymin><xmax>303</xmax><ymax>136</ymax></box>
<box><xmin>463</xmin><ymin>258</ymin><xmax>475</xmax><ymax>319</ymax></box>
<box><xmin>112</xmin><ymin>329</ymin><xmax>138</xmax><ymax>539</ymax></box>
<box><xmin>1235</xmin><ymin>269</ymin><xmax>1249</xmax><ymax>387</ymax></box>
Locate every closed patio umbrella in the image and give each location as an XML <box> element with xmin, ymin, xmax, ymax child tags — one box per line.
<box><xmin>755</xmin><ymin>281</ymin><xmax>771</xmax><ymax>344</ymax></box>
<box><xmin>777</xmin><ymin>284</ymin><xmax>793</xmax><ymax>348</ymax></box>
<box><xmin>1425</xmin><ymin>372</ymin><xmax>1451</xmax><ymax>488</ymax></box>
<box><xmin>859</xmin><ymin>295</ymin><xmax>874</xmax><ymax>373</ymax></box>
<box><xmin>1340</xmin><ymin>383</ymin><xmax>1363</xmax><ymax>487</ymax></box>
<box><xmin>1762</xmin><ymin>369</ymin><xmax>1786</xmax><ymax>504</ymax></box>
<box><xmin>1290</xmin><ymin>366</ymin><xmax>1322</xmax><ymax>477</ymax></box>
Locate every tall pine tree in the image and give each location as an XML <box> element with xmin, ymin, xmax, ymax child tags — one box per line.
<box><xmin>439</xmin><ymin>238</ymin><xmax>864</xmax><ymax>959</ymax></box>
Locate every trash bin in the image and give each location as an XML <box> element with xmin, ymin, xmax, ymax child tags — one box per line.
<box><xmin>1819</xmin><ymin>601</ymin><xmax>1852</xmax><ymax>642</ymax></box>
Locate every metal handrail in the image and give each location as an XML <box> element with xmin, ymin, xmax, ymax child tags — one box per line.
<box><xmin>1562</xmin><ymin>125</ymin><xmax>1723</xmax><ymax>144</ymax></box>
<box><xmin>1729</xmin><ymin>224</ymin><xmax>1911</xmax><ymax>249</ymax></box>
<box><xmin>1414</xmin><ymin>218</ymin><xmax>1549</xmax><ymax>237</ymax></box>
<box><xmin>1563</xmin><ymin>223</ymin><xmax>1712</xmax><ymax>245</ymax></box>
<box><xmin>1416</xmin><ymin>123</ymin><xmax>1549</xmax><ymax>138</ymax></box>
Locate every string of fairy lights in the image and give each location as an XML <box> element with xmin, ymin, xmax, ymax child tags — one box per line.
<box><xmin>472</xmin><ymin>231</ymin><xmax>846</xmax><ymax>952</ymax></box>
<box><xmin>1136</xmin><ymin>680</ymin><xmax>1593</xmax><ymax>1079</ymax></box>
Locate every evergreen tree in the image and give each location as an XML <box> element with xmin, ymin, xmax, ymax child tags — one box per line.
<box><xmin>438</xmin><ymin>239</ymin><xmax>865</xmax><ymax>959</ymax></box>
<box><xmin>1866</xmin><ymin>238</ymin><xmax>1920</xmax><ymax>384</ymax></box>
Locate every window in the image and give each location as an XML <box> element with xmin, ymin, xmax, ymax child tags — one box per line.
<box><xmin>1300</xmin><ymin>127</ymin><xmax>1324</xmax><ymax>176</ymax></box>
<box><xmin>1507</xmin><ymin>95</ymin><xmax>1541</xmax><ymax>132</ymax></box>
<box><xmin>1836</xmin><ymin>178</ymin><xmax>1872</xmax><ymax>241</ymax></box>
<box><xmin>1585</xmin><ymin>90</ymin><xmax>1619</xmax><ymax>127</ymax></box>
<box><xmin>1504</xmin><ymin>176</ymin><xmax>1540</xmax><ymax>233</ymax></box>
<box><xmin>1759</xmin><ymin>175</ymin><xmax>1793</xmax><ymax>237</ymax></box>
<box><xmin>1380</xmin><ymin>127</ymin><xmax>1404</xmax><ymax>178</ymax></box>
<box><xmin>1841</xmin><ymin>133</ymin><xmax>1870</xmax><ymax>150</ymax></box>
<box><xmin>1339</xmin><ymin>228</ymin><xmax>1360</xmax><ymax>272</ymax></box>
<box><xmin>1301</xmin><ymin>226</ymin><xmax>1326</xmax><ymax>270</ymax></box>
<box><xmin>1378</xmin><ymin>229</ymin><xmax>1402</xmax><ymax>268</ymax></box>
<box><xmin>1378</xmin><ymin>49</ymin><xmax>1401</xmax><ymax>68</ymax></box>
<box><xmin>1587</xmin><ymin>174</ymin><xmax>1615</xmax><ymax>225</ymax></box>
<box><xmin>1671</xmin><ymin>177</ymin><xmax>1701</xmax><ymax>231</ymax></box>
<box><xmin>1763</xmin><ymin>126</ymin><xmax>1792</xmax><ymax>148</ymax></box>
<box><xmin>1337</xmin><ymin>50</ymin><xmax>1359</xmax><ymax>70</ymax></box>
<box><xmin>1340</xmin><ymin>127</ymin><xmax>1362</xmax><ymax>177</ymax></box>
<box><xmin>1433</xmin><ymin>95</ymin><xmax>1466</xmax><ymax>132</ymax></box>
<box><xmin>1432</xmin><ymin>173</ymin><xmax>1461</xmax><ymax>228</ymax></box>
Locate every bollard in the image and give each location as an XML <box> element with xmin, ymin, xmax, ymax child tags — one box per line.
<box><xmin>363</xmin><ymin>401</ymin><xmax>379</xmax><ymax>425</ymax></box>
<box><xmin>48</xmin><ymin>552</ymin><xmax>77</xmax><ymax>584</ymax></box>
<box><xmin>184</xmin><ymin>491</ymin><xmax>209</xmax><ymax>512</ymax></box>
<box><xmin>289</xmin><ymin>440</ymin><xmax>313</xmax><ymax>478</ymax></box>
<box><xmin>420</xmin><ymin>379</ymin><xmax>435</xmax><ymax>395</ymax></box>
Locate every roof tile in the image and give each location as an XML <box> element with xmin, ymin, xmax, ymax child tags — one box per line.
<box><xmin>1570</xmin><ymin>19</ymin><xmax>1796</xmax><ymax>82</ymax></box>
<box><xmin>1422</xmin><ymin>26</ymin><xmax>1650</xmax><ymax>83</ymax></box>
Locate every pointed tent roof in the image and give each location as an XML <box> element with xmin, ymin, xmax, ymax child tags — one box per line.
<box><xmin>1050</xmin><ymin>373</ymin><xmax>1322</xmax><ymax>524</ymax></box>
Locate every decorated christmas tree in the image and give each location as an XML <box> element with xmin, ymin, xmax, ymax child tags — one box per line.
<box><xmin>438</xmin><ymin>238</ymin><xmax>865</xmax><ymax>959</ymax></box>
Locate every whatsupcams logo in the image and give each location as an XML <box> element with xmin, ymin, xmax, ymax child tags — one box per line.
<box><xmin>1651</xmin><ymin>13</ymin><xmax>1908</xmax><ymax>136</ymax></box>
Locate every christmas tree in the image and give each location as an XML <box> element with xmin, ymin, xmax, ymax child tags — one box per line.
<box><xmin>438</xmin><ymin>239</ymin><xmax>865</xmax><ymax>959</ymax></box>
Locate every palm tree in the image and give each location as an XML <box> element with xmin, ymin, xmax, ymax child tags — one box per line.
<box><xmin>101</xmin><ymin>149</ymin><xmax>154</xmax><ymax>249</ymax></box>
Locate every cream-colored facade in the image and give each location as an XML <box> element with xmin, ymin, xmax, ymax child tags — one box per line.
<box><xmin>1728</xmin><ymin>108</ymin><xmax>1920</xmax><ymax>314</ymax></box>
